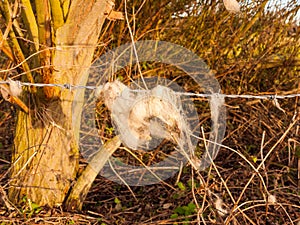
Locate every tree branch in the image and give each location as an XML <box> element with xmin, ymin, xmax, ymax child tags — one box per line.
<box><xmin>21</xmin><ymin>0</ymin><xmax>39</xmax><ymax>52</ymax></box>
<box><xmin>0</xmin><ymin>0</ymin><xmax>35</xmax><ymax>87</ymax></box>
<box><xmin>49</xmin><ymin>0</ymin><xmax>65</xmax><ymax>32</ymax></box>
<box><xmin>65</xmin><ymin>136</ymin><xmax>121</xmax><ymax>211</ymax></box>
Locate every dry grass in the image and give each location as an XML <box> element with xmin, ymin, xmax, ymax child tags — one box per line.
<box><xmin>0</xmin><ymin>0</ymin><xmax>300</xmax><ymax>224</ymax></box>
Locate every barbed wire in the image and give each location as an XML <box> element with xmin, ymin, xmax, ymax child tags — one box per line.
<box><xmin>0</xmin><ymin>80</ymin><xmax>299</xmax><ymax>100</ymax></box>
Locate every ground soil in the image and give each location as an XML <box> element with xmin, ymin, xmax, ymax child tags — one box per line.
<box><xmin>0</xmin><ymin>91</ymin><xmax>299</xmax><ymax>224</ymax></box>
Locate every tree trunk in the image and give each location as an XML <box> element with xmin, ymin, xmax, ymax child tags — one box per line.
<box><xmin>9</xmin><ymin>93</ymin><xmax>78</xmax><ymax>206</ymax></box>
<box><xmin>8</xmin><ymin>0</ymin><xmax>112</xmax><ymax>207</ymax></box>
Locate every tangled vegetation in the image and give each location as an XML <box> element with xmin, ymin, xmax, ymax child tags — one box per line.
<box><xmin>0</xmin><ymin>0</ymin><xmax>299</xmax><ymax>224</ymax></box>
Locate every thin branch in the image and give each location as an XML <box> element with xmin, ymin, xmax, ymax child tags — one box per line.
<box><xmin>60</xmin><ymin>0</ymin><xmax>70</xmax><ymax>20</ymax></box>
<box><xmin>0</xmin><ymin>0</ymin><xmax>35</xmax><ymax>86</ymax></box>
<box><xmin>0</xmin><ymin>30</ymin><xmax>14</xmax><ymax>61</ymax></box>
<box><xmin>49</xmin><ymin>0</ymin><xmax>65</xmax><ymax>32</ymax></box>
<box><xmin>65</xmin><ymin>136</ymin><xmax>121</xmax><ymax>211</ymax></box>
<box><xmin>35</xmin><ymin>0</ymin><xmax>53</xmax><ymax>98</ymax></box>
<box><xmin>21</xmin><ymin>0</ymin><xmax>40</xmax><ymax>52</ymax></box>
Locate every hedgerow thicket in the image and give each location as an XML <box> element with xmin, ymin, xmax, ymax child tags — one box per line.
<box><xmin>0</xmin><ymin>0</ymin><xmax>299</xmax><ymax>224</ymax></box>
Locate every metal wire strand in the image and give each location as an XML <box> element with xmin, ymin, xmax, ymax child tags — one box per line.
<box><xmin>0</xmin><ymin>80</ymin><xmax>299</xmax><ymax>100</ymax></box>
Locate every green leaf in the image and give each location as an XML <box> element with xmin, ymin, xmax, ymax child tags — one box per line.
<box><xmin>114</xmin><ymin>197</ymin><xmax>121</xmax><ymax>204</ymax></box>
<box><xmin>252</xmin><ymin>156</ymin><xmax>257</xmax><ymax>163</ymax></box>
<box><xmin>172</xmin><ymin>193</ymin><xmax>179</xmax><ymax>199</ymax></box>
<box><xmin>31</xmin><ymin>202</ymin><xmax>40</xmax><ymax>210</ymax></box>
<box><xmin>177</xmin><ymin>182</ymin><xmax>186</xmax><ymax>191</ymax></box>
<box><xmin>170</xmin><ymin>213</ymin><xmax>178</xmax><ymax>219</ymax></box>
<box><xmin>22</xmin><ymin>196</ymin><xmax>27</xmax><ymax>203</ymax></box>
<box><xmin>187</xmin><ymin>202</ymin><xmax>196</xmax><ymax>212</ymax></box>
<box><xmin>174</xmin><ymin>206</ymin><xmax>185</xmax><ymax>215</ymax></box>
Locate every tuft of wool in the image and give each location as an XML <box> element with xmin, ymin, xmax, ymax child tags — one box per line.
<box><xmin>223</xmin><ymin>0</ymin><xmax>241</xmax><ymax>13</ymax></box>
<box><xmin>8</xmin><ymin>78</ymin><xmax>22</xmax><ymax>97</ymax></box>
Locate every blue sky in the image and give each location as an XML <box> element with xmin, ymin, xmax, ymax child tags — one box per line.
<box><xmin>265</xmin><ymin>0</ymin><xmax>300</xmax><ymax>22</ymax></box>
<box><xmin>175</xmin><ymin>0</ymin><xmax>300</xmax><ymax>23</ymax></box>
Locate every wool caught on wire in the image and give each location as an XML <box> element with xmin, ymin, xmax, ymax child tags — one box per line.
<box><xmin>223</xmin><ymin>0</ymin><xmax>241</xmax><ymax>13</ymax></box>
